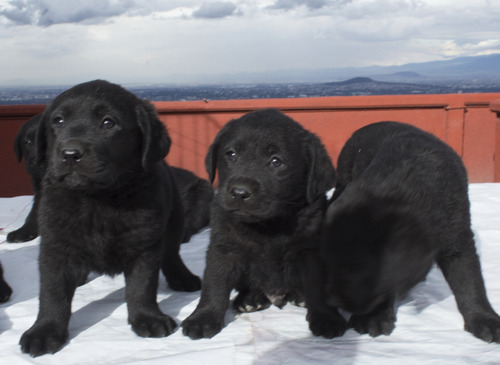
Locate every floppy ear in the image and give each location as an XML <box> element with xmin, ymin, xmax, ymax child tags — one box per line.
<box><xmin>35</xmin><ymin>113</ymin><xmax>49</xmax><ymax>168</ymax></box>
<box><xmin>306</xmin><ymin>134</ymin><xmax>336</xmax><ymax>203</ymax></box>
<box><xmin>136</xmin><ymin>100</ymin><xmax>171</xmax><ymax>169</ymax></box>
<box><xmin>205</xmin><ymin>132</ymin><xmax>222</xmax><ymax>184</ymax></box>
<box><xmin>13</xmin><ymin>126</ymin><xmax>24</xmax><ymax>163</ymax></box>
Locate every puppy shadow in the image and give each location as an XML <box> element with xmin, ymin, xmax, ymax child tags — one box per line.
<box><xmin>397</xmin><ymin>265</ymin><xmax>453</xmax><ymax>312</ymax></box>
<box><xmin>158</xmin><ymin>289</ymin><xmax>201</xmax><ymax>320</ymax></box>
<box><xmin>256</xmin><ymin>332</ymin><xmax>360</xmax><ymax>365</ymax></box>
<box><xmin>0</xmin><ymin>302</ymin><xmax>13</xmax><ymax>335</ymax></box>
<box><xmin>0</xmin><ymin>243</ymin><xmax>40</xmax><ymax>333</ymax></box>
<box><xmin>69</xmin><ymin>287</ymin><xmax>126</xmax><ymax>339</ymax></box>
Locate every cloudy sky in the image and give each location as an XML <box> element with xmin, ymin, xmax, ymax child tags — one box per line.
<box><xmin>0</xmin><ymin>0</ymin><xmax>499</xmax><ymax>86</ymax></box>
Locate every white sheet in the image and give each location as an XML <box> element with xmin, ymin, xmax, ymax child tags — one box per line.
<box><xmin>1</xmin><ymin>184</ymin><xmax>500</xmax><ymax>364</ymax></box>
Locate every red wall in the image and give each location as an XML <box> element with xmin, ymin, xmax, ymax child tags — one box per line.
<box><xmin>1</xmin><ymin>93</ymin><xmax>500</xmax><ymax>197</ymax></box>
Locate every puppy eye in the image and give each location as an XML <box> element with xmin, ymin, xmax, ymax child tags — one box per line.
<box><xmin>225</xmin><ymin>151</ymin><xmax>237</xmax><ymax>162</ymax></box>
<box><xmin>102</xmin><ymin>118</ymin><xmax>115</xmax><ymax>129</ymax></box>
<box><xmin>24</xmin><ymin>138</ymin><xmax>32</xmax><ymax>145</ymax></box>
<box><xmin>53</xmin><ymin>117</ymin><xmax>65</xmax><ymax>127</ymax></box>
<box><xmin>269</xmin><ymin>157</ymin><xmax>282</xmax><ymax>168</ymax></box>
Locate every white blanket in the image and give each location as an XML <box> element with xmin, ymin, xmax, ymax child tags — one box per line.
<box><xmin>1</xmin><ymin>184</ymin><xmax>500</xmax><ymax>364</ymax></box>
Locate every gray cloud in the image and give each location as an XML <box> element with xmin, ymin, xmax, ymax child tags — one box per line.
<box><xmin>0</xmin><ymin>0</ymin><xmax>136</xmax><ymax>27</ymax></box>
<box><xmin>192</xmin><ymin>2</ymin><xmax>237</xmax><ymax>19</ymax></box>
<box><xmin>268</xmin><ymin>0</ymin><xmax>350</xmax><ymax>10</ymax></box>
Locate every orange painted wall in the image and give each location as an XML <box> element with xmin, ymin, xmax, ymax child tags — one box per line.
<box><xmin>1</xmin><ymin>93</ymin><xmax>500</xmax><ymax>197</ymax></box>
<box><xmin>156</xmin><ymin>93</ymin><xmax>500</xmax><ymax>184</ymax></box>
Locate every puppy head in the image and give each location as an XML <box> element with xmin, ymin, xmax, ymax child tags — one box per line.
<box><xmin>14</xmin><ymin>114</ymin><xmax>43</xmax><ymax>177</ymax></box>
<box><xmin>322</xmin><ymin>195</ymin><xmax>433</xmax><ymax>315</ymax></box>
<box><xmin>37</xmin><ymin>79</ymin><xmax>170</xmax><ymax>190</ymax></box>
<box><xmin>205</xmin><ymin>108</ymin><xmax>335</xmax><ymax>222</ymax></box>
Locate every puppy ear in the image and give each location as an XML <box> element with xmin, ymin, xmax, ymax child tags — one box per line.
<box><xmin>205</xmin><ymin>133</ymin><xmax>221</xmax><ymax>184</ymax></box>
<box><xmin>306</xmin><ymin>134</ymin><xmax>336</xmax><ymax>203</ymax></box>
<box><xmin>13</xmin><ymin>127</ymin><xmax>24</xmax><ymax>163</ymax></box>
<box><xmin>35</xmin><ymin>113</ymin><xmax>48</xmax><ymax>168</ymax></box>
<box><xmin>136</xmin><ymin>101</ymin><xmax>171</xmax><ymax>169</ymax></box>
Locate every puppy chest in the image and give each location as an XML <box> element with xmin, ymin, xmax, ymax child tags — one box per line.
<box><xmin>41</xmin><ymin>202</ymin><xmax>163</xmax><ymax>268</ymax></box>
<box><xmin>247</xmin><ymin>252</ymin><xmax>300</xmax><ymax>293</ymax></box>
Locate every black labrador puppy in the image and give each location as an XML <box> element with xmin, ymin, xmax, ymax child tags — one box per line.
<box><xmin>306</xmin><ymin>121</ymin><xmax>500</xmax><ymax>343</ymax></box>
<box><xmin>182</xmin><ymin>108</ymin><xmax>336</xmax><ymax>339</ymax></box>
<box><xmin>20</xmin><ymin>80</ymin><xmax>201</xmax><ymax>357</ymax></box>
<box><xmin>7</xmin><ymin>114</ymin><xmax>43</xmax><ymax>243</ymax></box>
<box><xmin>8</xmin><ymin>116</ymin><xmax>212</xmax><ymax>245</ymax></box>
<box><xmin>170</xmin><ymin>166</ymin><xmax>213</xmax><ymax>243</ymax></box>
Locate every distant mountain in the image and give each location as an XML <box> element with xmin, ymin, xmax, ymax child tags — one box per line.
<box><xmin>334</xmin><ymin>77</ymin><xmax>375</xmax><ymax>85</ymax></box>
<box><xmin>317</xmin><ymin>77</ymin><xmax>457</xmax><ymax>96</ymax></box>
<box><xmin>153</xmin><ymin>54</ymin><xmax>500</xmax><ymax>84</ymax></box>
<box><xmin>2</xmin><ymin>54</ymin><xmax>499</xmax><ymax>87</ymax></box>
<box><xmin>367</xmin><ymin>54</ymin><xmax>500</xmax><ymax>80</ymax></box>
<box><xmin>1</xmin><ymin>54</ymin><xmax>500</xmax><ymax>104</ymax></box>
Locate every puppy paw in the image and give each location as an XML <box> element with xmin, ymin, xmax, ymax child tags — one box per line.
<box><xmin>287</xmin><ymin>292</ymin><xmax>306</xmax><ymax>308</ymax></box>
<box><xmin>182</xmin><ymin>312</ymin><xmax>224</xmax><ymax>339</ymax></box>
<box><xmin>130</xmin><ymin>313</ymin><xmax>177</xmax><ymax>338</ymax></box>
<box><xmin>20</xmin><ymin>323</ymin><xmax>68</xmax><ymax>357</ymax></box>
<box><xmin>465</xmin><ymin>313</ymin><xmax>500</xmax><ymax>343</ymax></box>
<box><xmin>307</xmin><ymin>311</ymin><xmax>348</xmax><ymax>339</ymax></box>
<box><xmin>233</xmin><ymin>291</ymin><xmax>271</xmax><ymax>313</ymax></box>
<box><xmin>349</xmin><ymin>310</ymin><xmax>396</xmax><ymax>337</ymax></box>
<box><xmin>6</xmin><ymin>227</ymin><xmax>37</xmax><ymax>243</ymax></box>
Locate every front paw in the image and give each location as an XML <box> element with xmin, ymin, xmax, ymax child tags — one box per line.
<box><xmin>182</xmin><ymin>311</ymin><xmax>224</xmax><ymax>339</ymax></box>
<box><xmin>349</xmin><ymin>310</ymin><xmax>396</xmax><ymax>337</ymax></box>
<box><xmin>20</xmin><ymin>323</ymin><xmax>68</xmax><ymax>357</ymax></box>
<box><xmin>465</xmin><ymin>313</ymin><xmax>500</xmax><ymax>343</ymax></box>
<box><xmin>130</xmin><ymin>313</ymin><xmax>177</xmax><ymax>338</ymax></box>
<box><xmin>307</xmin><ymin>310</ymin><xmax>348</xmax><ymax>339</ymax></box>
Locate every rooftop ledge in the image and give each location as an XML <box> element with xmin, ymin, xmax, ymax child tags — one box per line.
<box><xmin>1</xmin><ymin>92</ymin><xmax>500</xmax><ymax>197</ymax></box>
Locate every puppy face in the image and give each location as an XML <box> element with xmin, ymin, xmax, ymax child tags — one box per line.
<box><xmin>206</xmin><ymin>109</ymin><xmax>335</xmax><ymax>222</ymax></box>
<box><xmin>38</xmin><ymin>80</ymin><xmax>170</xmax><ymax>191</ymax></box>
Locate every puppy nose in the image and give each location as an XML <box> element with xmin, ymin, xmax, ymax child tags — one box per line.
<box><xmin>62</xmin><ymin>148</ymin><xmax>83</xmax><ymax>164</ymax></box>
<box><xmin>231</xmin><ymin>187</ymin><xmax>251</xmax><ymax>200</ymax></box>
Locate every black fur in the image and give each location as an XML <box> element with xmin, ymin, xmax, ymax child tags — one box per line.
<box><xmin>306</xmin><ymin>121</ymin><xmax>500</xmax><ymax>343</ymax></box>
<box><xmin>0</xmin><ymin>262</ymin><xmax>13</xmax><ymax>303</ymax></box>
<box><xmin>182</xmin><ymin>108</ymin><xmax>336</xmax><ymax>339</ymax></box>
<box><xmin>170</xmin><ymin>166</ymin><xmax>213</xmax><ymax>243</ymax></box>
<box><xmin>19</xmin><ymin>80</ymin><xmax>201</xmax><ymax>357</ymax></box>
<box><xmin>7</xmin><ymin>117</ymin><xmax>210</xmax><ymax>244</ymax></box>
<box><xmin>7</xmin><ymin>114</ymin><xmax>44</xmax><ymax>243</ymax></box>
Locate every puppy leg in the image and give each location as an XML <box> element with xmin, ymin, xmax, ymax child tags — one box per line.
<box><xmin>304</xmin><ymin>253</ymin><xmax>348</xmax><ymax>339</ymax></box>
<box><xmin>162</xmin><ymin>250</ymin><xmax>201</xmax><ymax>292</ymax></box>
<box><xmin>438</xmin><ymin>232</ymin><xmax>500</xmax><ymax>343</ymax></box>
<box><xmin>348</xmin><ymin>296</ymin><xmax>397</xmax><ymax>337</ymax></box>
<box><xmin>182</xmin><ymin>248</ymin><xmax>238</xmax><ymax>339</ymax></box>
<box><xmin>162</xmin><ymin>194</ymin><xmax>201</xmax><ymax>292</ymax></box>
<box><xmin>7</xmin><ymin>194</ymin><xmax>40</xmax><ymax>243</ymax></box>
<box><xmin>0</xmin><ymin>262</ymin><xmax>13</xmax><ymax>303</ymax></box>
<box><xmin>233</xmin><ymin>287</ymin><xmax>271</xmax><ymax>313</ymax></box>
<box><xmin>125</xmin><ymin>255</ymin><xmax>177</xmax><ymax>338</ymax></box>
<box><xmin>20</xmin><ymin>251</ymin><xmax>83</xmax><ymax>357</ymax></box>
